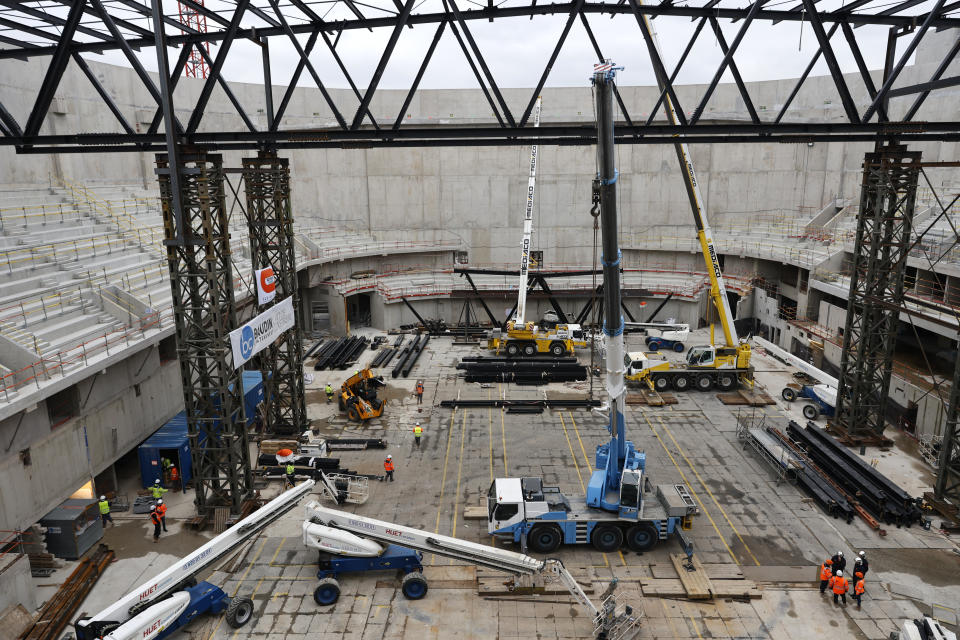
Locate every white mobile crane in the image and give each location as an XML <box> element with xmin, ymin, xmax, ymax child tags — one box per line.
<box><xmin>487</xmin><ymin>97</ymin><xmax>587</xmax><ymax>358</ymax></box>
<box><xmin>301</xmin><ymin>501</ymin><xmax>642</xmax><ymax>639</ymax></box>
<box><xmin>623</xmin><ymin>1</ymin><xmax>753</xmax><ymax>394</ymax></box>
<box><xmin>75</xmin><ymin>480</ymin><xmax>318</xmax><ymax>640</ymax></box>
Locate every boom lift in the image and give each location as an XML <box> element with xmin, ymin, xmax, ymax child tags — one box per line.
<box><xmin>622</xmin><ymin>3</ymin><xmax>753</xmax><ymax>394</ymax></box>
<box><xmin>487</xmin><ymin>97</ymin><xmax>586</xmax><ymax>358</ymax></box>
<box><xmin>486</xmin><ymin>63</ymin><xmax>697</xmax><ymax>555</ymax></box>
<box><xmin>338</xmin><ymin>369</ymin><xmax>385</xmax><ymax>421</ymax></box>
<box><xmin>754</xmin><ymin>336</ymin><xmax>838</xmax><ymax>420</ymax></box>
<box><xmin>302</xmin><ymin>501</ymin><xmax>643</xmax><ymax>639</ymax></box>
<box><xmin>75</xmin><ymin>480</ymin><xmax>318</xmax><ymax>640</ymax></box>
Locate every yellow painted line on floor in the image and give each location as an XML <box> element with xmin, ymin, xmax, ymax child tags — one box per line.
<box><xmin>450</xmin><ymin>409</ymin><xmax>468</xmax><ymax>563</ymax></box>
<box><xmin>430</xmin><ymin>407</ymin><xmax>458</xmax><ymax>565</ymax></box>
<box><xmin>688</xmin><ymin>614</ymin><xmax>704</xmax><ymax>639</ymax></box>
<box><xmin>487</xmin><ymin>388</ymin><xmax>494</xmax><ymax>483</ymax></box>
<box><xmin>205</xmin><ymin>536</ymin><xmax>268</xmax><ymax>640</ymax></box>
<box><xmin>656</xmin><ymin>415</ymin><xmax>760</xmax><ymax>567</ymax></box>
<box><xmin>660</xmin><ymin>598</ymin><xmax>683</xmax><ymax>638</ymax></box>
<box><xmin>231</xmin><ymin>538</ymin><xmax>287</xmax><ymax>639</ymax></box>
<box><xmin>567</xmin><ymin>412</ymin><xmax>593</xmax><ymax>473</ymax></box>
<box><xmin>558</xmin><ymin>412</ymin><xmax>585</xmax><ymax>493</ymax></box>
<box><xmin>641</xmin><ymin>411</ymin><xmax>739</xmax><ymax>565</ymax></box>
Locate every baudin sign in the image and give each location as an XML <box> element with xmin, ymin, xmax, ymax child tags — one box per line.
<box><xmin>256</xmin><ymin>266</ymin><xmax>277</xmax><ymax>305</ymax></box>
<box><xmin>229</xmin><ymin>296</ymin><xmax>295</xmax><ymax>368</ymax></box>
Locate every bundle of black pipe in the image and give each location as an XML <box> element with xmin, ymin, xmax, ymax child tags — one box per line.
<box><xmin>459</xmin><ymin>356</ymin><xmax>578</xmax><ymax>364</ymax></box>
<box><xmin>370</xmin><ymin>348</ymin><xmax>395</xmax><ymax>368</ymax></box>
<box><xmin>786</xmin><ymin>421</ymin><xmax>921</xmax><ymax>526</ymax></box>
<box><xmin>304</xmin><ymin>339</ymin><xmax>325</xmax><ymax>358</ymax></box>
<box><xmin>256</xmin><ymin>454</ymin><xmax>340</xmax><ymax>469</ymax></box>
<box><xmin>458</xmin><ymin>358</ymin><xmax>587</xmax><ymax>385</ymax></box>
<box><xmin>324</xmin><ymin>438</ymin><xmax>388</xmax><ymax>450</ymax></box>
<box><xmin>312</xmin><ymin>337</ymin><xmax>347</xmax><ymax>370</ymax></box>
<box><xmin>401</xmin><ymin>333</ymin><xmax>429</xmax><ymax>378</ymax></box>
<box><xmin>438</xmin><ymin>399</ymin><xmax>601</xmax><ymax>408</ymax></box>
<box><xmin>392</xmin><ymin>334</ymin><xmax>420</xmax><ymax>378</ymax></box>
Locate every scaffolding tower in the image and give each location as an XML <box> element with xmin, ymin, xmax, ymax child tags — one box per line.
<box><xmin>242</xmin><ymin>153</ymin><xmax>308</xmax><ymax>437</ymax></box>
<box><xmin>157</xmin><ymin>150</ymin><xmax>253</xmax><ymax>516</ymax></box>
<box><xmin>835</xmin><ymin>144</ymin><xmax>921</xmax><ymax>442</ymax></box>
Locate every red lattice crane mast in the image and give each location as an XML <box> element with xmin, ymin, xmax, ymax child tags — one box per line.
<box><xmin>178</xmin><ymin>1</ymin><xmax>210</xmax><ymax>78</ymax></box>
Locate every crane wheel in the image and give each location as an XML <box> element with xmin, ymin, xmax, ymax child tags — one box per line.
<box><xmin>522</xmin><ymin>343</ymin><xmax>537</xmax><ymax>357</ymax></box>
<box><xmin>591</xmin><ymin>524</ymin><xmax>623</xmax><ymax>552</ymax></box>
<box><xmin>314</xmin><ymin>578</ymin><xmax>341</xmax><ymax>605</ymax></box>
<box><xmin>673</xmin><ymin>342</ymin><xmax>685</xmax><ymax>353</ymax></box>
<box><xmin>625</xmin><ymin>523</ymin><xmax>659</xmax><ymax>552</ymax></box>
<box><xmin>549</xmin><ymin>342</ymin><xmax>566</xmax><ymax>357</ymax></box>
<box><xmin>647</xmin><ymin>340</ymin><xmax>661</xmax><ymax>351</ymax></box>
<box><xmin>695</xmin><ymin>374</ymin><xmax>713</xmax><ymax>391</ymax></box>
<box><xmin>401</xmin><ymin>572</ymin><xmax>429</xmax><ymax>600</ymax></box>
<box><xmin>653</xmin><ymin>376</ymin><xmax>670</xmax><ymax>392</ymax></box>
<box><xmin>528</xmin><ymin>525</ymin><xmax>562</xmax><ymax>553</ymax></box>
<box><xmin>717</xmin><ymin>373</ymin><xmax>737</xmax><ymax>391</ymax></box>
<box><xmin>673</xmin><ymin>375</ymin><xmax>691</xmax><ymax>391</ymax></box>
<box><xmin>781</xmin><ymin>387</ymin><xmax>797</xmax><ymax>402</ymax></box>
<box><xmin>225</xmin><ymin>597</ymin><xmax>254</xmax><ymax>628</ymax></box>
<box><xmin>803</xmin><ymin>404</ymin><xmax>820</xmax><ymax>420</ymax></box>
<box><xmin>505</xmin><ymin>343</ymin><xmax>521</xmax><ymax>358</ymax></box>
<box><xmin>348</xmin><ymin>407</ymin><xmax>361</xmax><ymax>421</ymax></box>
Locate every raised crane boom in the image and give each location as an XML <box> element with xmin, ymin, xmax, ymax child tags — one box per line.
<box><xmin>635</xmin><ymin>4</ymin><xmax>738</xmax><ymax>347</ymax></box>
<box><xmin>514</xmin><ymin>96</ymin><xmax>542</xmax><ymax>326</ymax></box>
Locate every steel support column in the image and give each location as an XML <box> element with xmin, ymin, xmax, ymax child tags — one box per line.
<box><xmin>156</xmin><ymin>149</ymin><xmax>253</xmax><ymax>516</ymax></box>
<box><xmin>835</xmin><ymin>144</ymin><xmax>921</xmax><ymax>441</ymax></box>
<box><xmin>242</xmin><ymin>153</ymin><xmax>307</xmax><ymax>437</ymax></box>
<box><xmin>934</xmin><ymin>345</ymin><xmax>960</xmax><ymax>503</ymax></box>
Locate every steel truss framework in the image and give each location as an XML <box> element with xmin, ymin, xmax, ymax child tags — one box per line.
<box><xmin>1</xmin><ymin>1</ymin><xmax>960</xmax><ymax>152</ymax></box>
<box><xmin>241</xmin><ymin>153</ymin><xmax>308</xmax><ymax>437</ymax></box>
<box><xmin>835</xmin><ymin>144</ymin><xmax>921</xmax><ymax>441</ymax></box>
<box><xmin>157</xmin><ymin>149</ymin><xmax>253</xmax><ymax>516</ymax></box>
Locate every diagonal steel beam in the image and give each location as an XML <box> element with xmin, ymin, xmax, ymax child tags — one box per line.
<box><xmin>862</xmin><ymin>0</ymin><xmax>947</xmax><ymax>122</ymax></box>
<box><xmin>266</xmin><ymin>0</ymin><xmax>347</xmax><ymax>129</ymax></box>
<box><xmin>879</xmin><ymin>0</ymin><xmax>928</xmax><ymax>16</ymax></box>
<box><xmin>446</xmin><ymin>14</ymin><xmax>506</xmax><ymax>127</ymax></box>
<box><xmin>645</xmin><ymin>17</ymin><xmax>706</xmax><ymax>126</ymax></box>
<box><xmin>708</xmin><ymin>16</ymin><xmax>759</xmax><ymax>124</ymax></box>
<box><xmin>394</xmin><ymin>19</ymin><xmax>447</xmax><ymax>130</ymax></box>
<box><xmin>579</xmin><ymin>12</ymin><xmax>633</xmax><ymax>126</ymax></box>
<box><xmin>0</xmin><ymin>33</ymin><xmax>39</xmax><ymax>51</ymax></box>
<box><xmin>111</xmin><ymin>0</ymin><xmax>201</xmax><ymax>34</ymax></box>
<box><xmin>774</xmin><ymin>22</ymin><xmax>839</xmax><ymax>123</ymax></box>
<box><xmin>0</xmin><ymin>98</ymin><xmax>22</xmax><ymax>137</ymax></box>
<box><xmin>186</xmin><ymin>0</ymin><xmax>249</xmax><ymax>134</ymax></box>
<box><xmin>261</xmin><ymin>38</ymin><xmax>274</xmax><ymax>129</ymax></box>
<box><xmin>775</xmin><ymin>0</ymin><xmax>819</xmax><ymax>24</ymax></box>
<box><xmin>446</xmin><ymin>0</ymin><xmax>516</xmax><ymax>126</ymax></box>
<box><xmin>799</xmin><ymin>0</ymin><xmax>861</xmax><ymax>123</ymax></box>
<box><xmin>351</xmin><ymin>0</ymin><xmax>415</xmax><ymax>130</ymax></box>
<box><xmin>271</xmin><ymin>30</ymin><xmax>320</xmax><ymax>131</ymax></box>
<box><xmin>628</xmin><ymin>0</ymin><xmax>687</xmax><ymax>125</ymax></box>
<box><xmin>320</xmin><ymin>29</ymin><xmax>379</xmax><ymax>130</ymax></box>
<box><xmin>689</xmin><ymin>0</ymin><xmax>766</xmax><ymax>125</ymax></box>
<box><xmin>51</xmin><ymin>0</ymin><xmax>154</xmax><ymax>39</ymax></box>
<box><xmin>193</xmin><ymin>41</ymin><xmax>257</xmax><ymax>133</ymax></box>
<box><xmin>89</xmin><ymin>0</ymin><xmax>164</xmax><ymax>108</ymax></box>
<box><xmin>71</xmin><ymin>52</ymin><xmax>135</xmax><ymax>135</ymax></box>
<box><xmin>0</xmin><ymin>16</ymin><xmax>67</xmax><ymax>42</ymax></box>
<box><xmin>904</xmin><ymin>33</ymin><xmax>960</xmax><ymax>120</ymax></box>
<box><xmin>0</xmin><ymin>0</ymin><xmax>110</xmax><ymax>42</ymax></box>
<box><xmin>148</xmin><ymin>43</ymin><xmax>193</xmax><ymax>135</ymax></box>
<box><xmin>841</xmin><ymin>21</ymin><xmax>887</xmax><ymax>121</ymax></box>
<box><xmin>24</xmin><ymin>0</ymin><xmax>85</xmax><ymax>137</ymax></box>
<box><xmin>520</xmin><ymin>0</ymin><xmax>586</xmax><ymax>127</ymax></box>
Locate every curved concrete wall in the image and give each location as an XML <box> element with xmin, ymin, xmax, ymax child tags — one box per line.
<box><xmin>1</xmin><ymin>30</ymin><xmax>958</xmax><ymax>266</ymax></box>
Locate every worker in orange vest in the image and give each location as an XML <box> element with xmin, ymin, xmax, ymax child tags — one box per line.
<box><xmin>818</xmin><ymin>559</ymin><xmax>833</xmax><ymax>594</ymax></box>
<box><xmin>415</xmin><ymin>380</ymin><xmax>424</xmax><ymax>405</ymax></box>
<box><xmin>169</xmin><ymin>466</ymin><xmax>180</xmax><ymax>491</ymax></box>
<box><xmin>155</xmin><ymin>499</ymin><xmax>168</xmax><ymax>532</ymax></box>
<box><xmin>150</xmin><ymin>505</ymin><xmax>162</xmax><ymax>543</ymax></box>
<box><xmin>828</xmin><ymin>570</ymin><xmax>849</xmax><ymax>605</ymax></box>
<box><xmin>383</xmin><ymin>455</ymin><xmax>395</xmax><ymax>482</ymax></box>
<box><xmin>852</xmin><ymin>571</ymin><xmax>865</xmax><ymax>609</ymax></box>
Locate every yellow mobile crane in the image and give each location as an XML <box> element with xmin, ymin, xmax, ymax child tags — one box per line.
<box><xmin>624</xmin><ymin>6</ymin><xmax>752</xmax><ymax>393</ymax></box>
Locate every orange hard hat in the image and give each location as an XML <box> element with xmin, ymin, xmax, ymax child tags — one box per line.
<box><xmin>825</xmin><ymin>559</ymin><xmax>832</xmax><ymax>565</ymax></box>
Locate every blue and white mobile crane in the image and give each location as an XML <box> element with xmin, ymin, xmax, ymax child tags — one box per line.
<box><xmin>486</xmin><ymin>62</ymin><xmax>698</xmax><ymax>555</ymax></box>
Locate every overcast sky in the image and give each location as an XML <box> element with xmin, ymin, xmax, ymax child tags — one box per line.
<box><xmin>69</xmin><ymin>0</ymin><xmax>932</xmax><ymax>93</ymax></box>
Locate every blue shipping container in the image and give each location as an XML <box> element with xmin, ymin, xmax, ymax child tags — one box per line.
<box><xmin>138</xmin><ymin>371</ymin><xmax>265</xmax><ymax>488</ymax></box>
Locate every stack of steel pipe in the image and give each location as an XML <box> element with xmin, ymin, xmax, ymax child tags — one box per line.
<box><xmin>256</xmin><ymin>454</ymin><xmax>341</xmax><ymax>469</ymax></box>
<box><xmin>392</xmin><ymin>334</ymin><xmax>420</xmax><ymax>378</ymax></box>
<box><xmin>400</xmin><ymin>333</ymin><xmax>430</xmax><ymax>377</ymax></box>
<box><xmin>314</xmin><ymin>336</ymin><xmax>369</xmax><ymax>370</ymax></box>
<box><xmin>312</xmin><ymin>337</ymin><xmax>348</xmax><ymax>370</ymax></box>
<box><xmin>439</xmin><ymin>399</ymin><xmax>601</xmax><ymax>409</ymax></box>
<box><xmin>457</xmin><ymin>357</ymin><xmax>587</xmax><ymax>385</ymax></box>
<box><xmin>459</xmin><ymin>356</ymin><xmax>579</xmax><ymax>364</ymax></box>
<box><xmin>370</xmin><ymin>347</ymin><xmax>396</xmax><ymax>368</ymax></box>
<box><xmin>786</xmin><ymin>421</ymin><xmax>922</xmax><ymax>526</ymax></box>
<box><xmin>324</xmin><ymin>437</ymin><xmax>388</xmax><ymax>450</ymax></box>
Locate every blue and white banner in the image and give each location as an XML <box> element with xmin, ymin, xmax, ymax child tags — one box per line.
<box><xmin>229</xmin><ymin>296</ymin><xmax>295</xmax><ymax>368</ymax></box>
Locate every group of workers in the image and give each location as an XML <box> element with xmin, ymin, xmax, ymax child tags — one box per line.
<box><xmin>96</xmin><ymin>477</ymin><xmax>171</xmax><ymax>543</ymax></box>
<box><xmin>819</xmin><ymin>550</ymin><xmax>870</xmax><ymax>608</ymax></box>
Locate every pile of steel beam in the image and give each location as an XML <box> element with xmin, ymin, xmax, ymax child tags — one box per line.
<box><xmin>456</xmin><ymin>357</ymin><xmax>587</xmax><ymax>385</ymax></box>
<box><xmin>313</xmin><ymin>336</ymin><xmax>368</xmax><ymax>370</ymax></box>
<box><xmin>439</xmin><ymin>399</ymin><xmax>601</xmax><ymax>409</ymax></box>
<box><xmin>324</xmin><ymin>437</ymin><xmax>388</xmax><ymax>450</ymax></box>
<box><xmin>392</xmin><ymin>334</ymin><xmax>429</xmax><ymax>378</ymax></box>
<box><xmin>256</xmin><ymin>454</ymin><xmax>342</xmax><ymax>469</ymax></box>
<box><xmin>786</xmin><ymin>421</ymin><xmax>922</xmax><ymax>526</ymax></box>
<box><xmin>370</xmin><ymin>347</ymin><xmax>397</xmax><ymax>368</ymax></box>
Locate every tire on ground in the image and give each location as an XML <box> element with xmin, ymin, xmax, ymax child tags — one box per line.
<box><xmin>673</xmin><ymin>375</ymin><xmax>690</xmax><ymax>391</ymax></box>
<box><xmin>653</xmin><ymin>375</ymin><xmax>670</xmax><ymax>392</ymax></box>
<box><xmin>717</xmin><ymin>373</ymin><xmax>738</xmax><ymax>391</ymax></box>
<box><xmin>522</xmin><ymin>343</ymin><xmax>537</xmax><ymax>357</ymax></box>
<box><xmin>695</xmin><ymin>374</ymin><xmax>713</xmax><ymax>391</ymax></box>
<box><xmin>225</xmin><ymin>597</ymin><xmax>254</xmax><ymax>628</ymax></box>
<box><xmin>401</xmin><ymin>572</ymin><xmax>429</xmax><ymax>600</ymax></box>
<box><xmin>528</xmin><ymin>524</ymin><xmax>562</xmax><ymax>553</ymax></box>
<box><xmin>549</xmin><ymin>342</ymin><xmax>566</xmax><ymax>357</ymax></box>
<box><xmin>506</xmin><ymin>343</ymin><xmax>520</xmax><ymax>357</ymax></box>
<box><xmin>591</xmin><ymin>523</ymin><xmax>624</xmax><ymax>552</ymax></box>
<box><xmin>781</xmin><ymin>387</ymin><xmax>797</xmax><ymax>402</ymax></box>
<box><xmin>314</xmin><ymin>577</ymin><xmax>341</xmax><ymax>605</ymax></box>
<box><xmin>803</xmin><ymin>404</ymin><xmax>820</xmax><ymax>420</ymax></box>
<box><xmin>625</xmin><ymin>523</ymin><xmax>659</xmax><ymax>552</ymax></box>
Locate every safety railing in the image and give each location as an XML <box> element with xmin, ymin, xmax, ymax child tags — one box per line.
<box><xmin>0</xmin><ymin>202</ymin><xmax>94</xmax><ymax>231</ymax></box>
<box><xmin>0</xmin><ymin>529</ymin><xmax>25</xmax><ymax>565</ymax></box>
<box><xmin>60</xmin><ymin>179</ymin><xmax>165</xmax><ymax>258</ymax></box>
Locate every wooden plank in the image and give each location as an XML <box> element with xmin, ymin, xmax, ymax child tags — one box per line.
<box><xmin>463</xmin><ymin>506</ymin><xmax>487</xmax><ymax>520</ymax></box>
<box><xmin>639</xmin><ymin>578</ymin><xmax>762</xmax><ymax>599</ymax></box>
<box><xmin>671</xmin><ymin>553</ymin><xmax>713</xmax><ymax>599</ymax></box>
<box><xmin>213</xmin><ymin>507</ymin><xmax>229</xmax><ymax>534</ymax></box>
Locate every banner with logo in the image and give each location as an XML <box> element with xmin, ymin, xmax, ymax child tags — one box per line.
<box><xmin>229</xmin><ymin>296</ymin><xmax>295</xmax><ymax>368</ymax></box>
<box><xmin>256</xmin><ymin>266</ymin><xmax>277</xmax><ymax>305</ymax></box>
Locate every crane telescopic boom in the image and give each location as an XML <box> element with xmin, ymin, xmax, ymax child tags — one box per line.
<box><xmin>514</xmin><ymin>96</ymin><xmax>542</xmax><ymax>326</ymax></box>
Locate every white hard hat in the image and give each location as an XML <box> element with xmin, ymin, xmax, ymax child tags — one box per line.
<box><xmin>837</xmin><ymin>551</ymin><xmax>843</xmax><ymax>556</ymax></box>
<box><xmin>157</xmin><ymin>499</ymin><xmax>163</xmax><ymax>505</ymax></box>
<box><xmin>155</xmin><ymin>479</ymin><xmax>160</xmax><ymax>484</ymax></box>
<box><xmin>100</xmin><ymin>495</ymin><xmax>106</xmax><ymax>501</ymax></box>
<box><xmin>416</xmin><ymin>421</ymin><xmax>420</xmax><ymax>425</ymax></box>
<box><xmin>836</xmin><ymin>570</ymin><xmax>843</xmax><ymax>577</ymax></box>
<box><xmin>151</xmin><ymin>505</ymin><xmax>156</xmax><ymax>510</ymax></box>
<box><xmin>859</xmin><ymin>551</ymin><xmax>865</xmax><ymax>557</ymax></box>
<box><xmin>387</xmin><ymin>455</ymin><xmax>392</xmax><ymax>459</ymax></box>
<box><xmin>854</xmin><ymin>556</ymin><xmax>862</xmax><ymax>563</ymax></box>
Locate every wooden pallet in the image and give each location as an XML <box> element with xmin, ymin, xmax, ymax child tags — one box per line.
<box><xmin>639</xmin><ymin>578</ymin><xmax>762</xmax><ymax>599</ymax></box>
<box><xmin>716</xmin><ymin>389</ymin><xmax>775</xmax><ymax>406</ymax></box>
<box><xmin>625</xmin><ymin>391</ymin><xmax>678</xmax><ymax>406</ymax></box>
<box><xmin>670</xmin><ymin>554</ymin><xmax>714</xmax><ymax>599</ymax></box>
<box><xmin>476</xmin><ymin>566</ymin><xmax>594</xmax><ymax>596</ymax></box>
<box><xmin>213</xmin><ymin>507</ymin><xmax>230</xmax><ymax>534</ymax></box>
<box><xmin>463</xmin><ymin>506</ymin><xmax>488</xmax><ymax>520</ymax></box>
<box><xmin>259</xmin><ymin>439</ymin><xmax>300</xmax><ymax>455</ymax></box>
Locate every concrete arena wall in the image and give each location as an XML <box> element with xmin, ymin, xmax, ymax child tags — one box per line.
<box><xmin>1</xmin><ymin>32</ymin><xmax>958</xmax><ymax>266</ymax></box>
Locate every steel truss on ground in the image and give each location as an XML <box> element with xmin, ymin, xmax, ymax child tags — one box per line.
<box><xmin>835</xmin><ymin>144</ymin><xmax>921</xmax><ymax>441</ymax></box>
<box><xmin>157</xmin><ymin>149</ymin><xmax>253</xmax><ymax>516</ymax></box>
<box><xmin>1</xmin><ymin>1</ymin><xmax>960</xmax><ymax>151</ymax></box>
<box><xmin>241</xmin><ymin>153</ymin><xmax>308</xmax><ymax>437</ymax></box>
